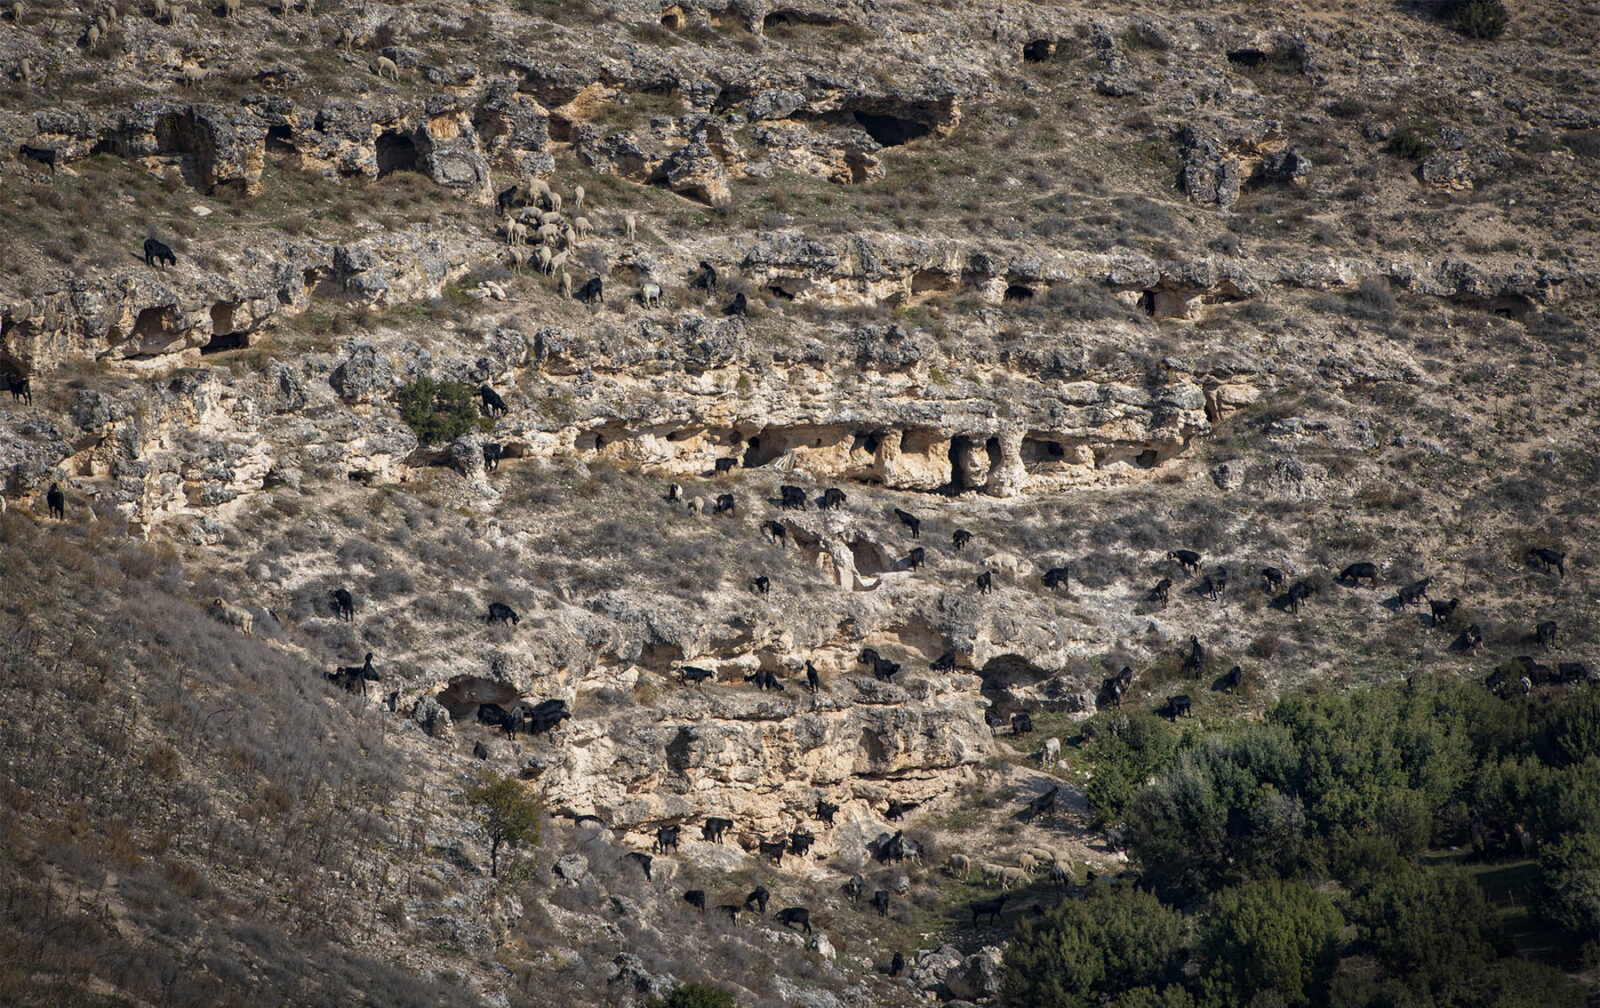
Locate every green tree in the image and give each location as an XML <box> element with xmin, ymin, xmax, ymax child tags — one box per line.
<box><xmin>1351</xmin><ymin>868</ymin><xmax>1498</xmax><ymax>990</ymax></box>
<box><xmin>1540</xmin><ymin>830</ymin><xmax>1600</xmax><ymax>935</ymax></box>
<box><xmin>466</xmin><ymin>774</ymin><xmax>542</xmax><ymax>877</ymax></box>
<box><xmin>1200</xmin><ymin>879</ymin><xmax>1343</xmax><ymax>1008</ymax></box>
<box><xmin>396</xmin><ymin>376</ymin><xmax>484</xmax><ymax>444</ymax></box>
<box><xmin>1001</xmin><ymin>884</ymin><xmax>1189</xmax><ymax>1008</ymax></box>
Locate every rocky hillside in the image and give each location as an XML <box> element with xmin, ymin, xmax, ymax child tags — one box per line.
<box><xmin>1</xmin><ymin>0</ymin><xmax>1597</xmax><ymax>1004</ymax></box>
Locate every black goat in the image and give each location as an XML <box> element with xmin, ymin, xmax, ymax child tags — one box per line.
<box><xmin>472</xmin><ymin>741</ymin><xmax>489</xmax><ymax>760</ymax></box>
<box><xmin>1169</xmin><ymin>694</ymin><xmax>1192</xmax><ymax>719</ymax></box>
<box><xmin>713</xmin><ymin>457</ymin><xmax>737</xmax><ymax>475</ymax></box>
<box><xmin>872</xmin><ymin>657</ymin><xmax>901</xmax><ymax>681</ymax></box>
<box><xmin>1430</xmin><ymin>597</ymin><xmax>1460</xmax><ymax>626</ymax></box>
<box><xmin>724</xmin><ymin>291</ymin><xmax>748</xmax><ymax>316</ymax></box>
<box><xmin>890</xmin><ymin>951</ymin><xmax>905</xmax><ymax>977</ymax></box>
<box><xmin>1397</xmin><ymin>577</ymin><xmax>1432</xmax><ymax>607</ymax></box>
<box><xmin>713</xmin><ymin>492</ymin><xmax>736</xmax><ymax>515</ymax></box>
<box><xmin>984</xmin><ymin>710</ymin><xmax>1006</xmax><ymax>733</ymax></box>
<box><xmin>779</xmin><ymin>484</ymin><xmax>807</xmax><ymax>510</ymax></box>
<box><xmin>774</xmin><ymin>907</ymin><xmax>811</xmax><ymax>934</ymax></box>
<box><xmin>931</xmin><ymin>650</ymin><xmax>956</xmax><ymax>672</ymax></box>
<box><xmin>1262</xmin><ymin>567</ymin><xmax>1285</xmax><ymax>593</ymax></box>
<box><xmin>1198</xmin><ymin>571</ymin><xmax>1227</xmax><ymax>601</ymax></box>
<box><xmin>1023</xmin><ymin>786</ymin><xmax>1059</xmax><ymax>821</ymax></box>
<box><xmin>1536</xmin><ymin>620</ymin><xmax>1558</xmax><ymax>650</ymax></box>
<box><xmin>752</xmin><ymin>575</ymin><xmax>770</xmax><ymax>595</ymax></box>
<box><xmin>844</xmin><ymin>875</ymin><xmax>865</xmax><ymax>901</ymax></box>
<box><xmin>1462</xmin><ymin>623</ymin><xmax>1484</xmax><ymax>654</ymax></box>
<box><xmin>46</xmin><ymin>482</ymin><xmax>64</xmax><ymax>521</ymax></box>
<box><xmin>820</xmin><ymin>487</ymin><xmax>847</xmax><ymax>510</ymax></box>
<box><xmin>761</xmin><ymin>520</ymin><xmax>787</xmax><ymax>546</ymax></box>
<box><xmin>683</xmin><ymin>889</ymin><xmax>705</xmax><ymax>912</ymax></box>
<box><xmin>3</xmin><ymin>371</ymin><xmax>30</xmax><ymax>405</ymax></box>
<box><xmin>330</xmin><ymin>587</ymin><xmax>354</xmax><ymax>622</ymax></box>
<box><xmin>744</xmin><ymin>886</ymin><xmax>769</xmax><ymax>915</ymax></box>
<box><xmin>758</xmin><ymin>839</ymin><xmax>787</xmax><ymax>865</ymax></box>
<box><xmin>1147</xmin><ymin>577</ymin><xmax>1172</xmax><ymax>607</ymax></box>
<box><xmin>789</xmin><ymin>831</ymin><xmax>815</xmax><ymax>856</ymax></box>
<box><xmin>871</xmin><ymin>890</ymin><xmax>890</xmax><ymax>916</ymax></box>
<box><xmin>1339</xmin><ymin>562</ymin><xmax>1378</xmax><ymax>587</ymax></box>
<box><xmin>625</xmin><ymin>852</ymin><xmax>653</xmax><ymax>879</ymax></box>
<box><xmin>679</xmin><ymin>665</ymin><xmax>716</xmax><ymax>686</ymax></box>
<box><xmin>858</xmin><ymin>647</ymin><xmax>881</xmax><ymax>667</ymax></box>
<box><xmin>327</xmin><ymin>652</ymin><xmax>379</xmax><ymax>694</ymax></box>
<box><xmin>702</xmin><ymin>817</ymin><xmax>733</xmax><ymax>844</ymax></box>
<box><xmin>1167</xmin><ymin>549</ymin><xmax>1202</xmax><ymax>576</ymax></box>
<box><xmin>655</xmin><ymin>825</ymin><xmax>681</xmax><ymax>853</ymax></box>
<box><xmin>716</xmin><ymin>904</ymin><xmax>741</xmax><ymax>920</ymax></box>
<box><xmin>1286</xmin><ymin>580</ymin><xmax>1315</xmax><ymax>614</ymax></box>
<box><xmin>482</xmin><ymin>442</ymin><xmax>502</xmax><ymax>472</ymax></box>
<box><xmin>1012</xmin><ymin>713</ymin><xmax>1033</xmax><ymax>735</ymax></box>
<box><xmin>1222</xmin><ymin>665</ymin><xmax>1243</xmax><ymax>692</ymax></box>
<box><xmin>886</xmin><ymin>798</ymin><xmax>919</xmax><ymax>820</ymax></box>
<box><xmin>486</xmin><ymin>602</ymin><xmax>519</xmax><ymax>626</ymax></box>
<box><xmin>478</xmin><ymin>384</ymin><xmax>508</xmax><ymax>416</ymax></box>
<box><xmin>576</xmin><ymin>276</ymin><xmax>604</xmax><ymax>304</ymax></box>
<box><xmin>906</xmin><ymin>547</ymin><xmax>926</xmax><ymax>571</ymax></box>
<box><xmin>892</xmin><ymin>508</ymin><xmax>921</xmax><ymax>538</ymax></box>
<box><xmin>805</xmin><ymin>660</ymin><xmax>820</xmax><ymax>694</ymax></box>
<box><xmin>1042</xmin><ymin>567</ymin><xmax>1070</xmax><ymax>590</ymax></box>
<box><xmin>815</xmin><ymin>800</ymin><xmax>839</xmax><ymax>826</ymax></box>
<box><xmin>970</xmin><ymin>894</ymin><xmax>1007</xmax><ymax>926</ymax></box>
<box><xmin>1183</xmin><ymin>635</ymin><xmax>1205</xmax><ymax>677</ymax></box>
<box><xmin>1526</xmin><ymin>547</ymin><xmax>1566</xmax><ymax>577</ymax></box>
<box><xmin>976</xmin><ymin>571</ymin><xmax>993</xmax><ymax>594</ymax></box>
<box><xmin>952</xmin><ymin>529</ymin><xmax>973</xmax><ymax>551</ymax></box>
<box><xmin>143</xmin><ymin>237</ymin><xmax>177</xmax><ymax>268</ymax></box>
<box><xmin>691</xmin><ymin>260</ymin><xmax>717</xmax><ymax>293</ymax></box>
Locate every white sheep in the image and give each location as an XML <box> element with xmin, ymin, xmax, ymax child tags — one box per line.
<box><xmin>979</xmin><ymin>862</ymin><xmax>1006</xmax><ymax>886</ymax></box>
<box><xmin>534</xmin><ymin>222</ymin><xmax>560</xmax><ymax>245</ymax></box>
<box><xmin>1017</xmin><ymin>852</ymin><xmax>1038</xmax><ymax>874</ymax></box>
<box><xmin>151</xmin><ymin>0</ymin><xmax>167</xmax><ymax>20</ymax></box>
<box><xmin>572</xmin><ymin>215</ymin><xmax>592</xmax><ymax>239</ymax></box>
<box><xmin>640</xmin><ymin>281</ymin><xmax>661</xmax><ymax>308</ymax></box>
<box><xmin>178</xmin><ymin>62</ymin><xmax>207</xmax><ymax>86</ymax></box>
<box><xmin>687</xmin><ymin>495</ymin><xmax>705</xmax><ymax>515</ymax></box>
<box><xmin>10</xmin><ymin>1</ymin><xmax>22</xmax><ymax>25</ymax></box>
<box><xmin>536</xmin><ymin>210</ymin><xmax>562</xmax><ymax>228</ymax></box>
<box><xmin>545</xmin><ymin>190</ymin><xmax>561</xmax><ymax>213</ymax></box>
<box><xmin>502</xmin><ymin>213</ymin><xmax>527</xmax><ymax>246</ymax></box>
<box><xmin>532</xmin><ymin>245</ymin><xmax>552</xmax><ymax>273</ymax></box>
<box><xmin>547</xmin><ymin>248</ymin><xmax>570</xmax><ymax>275</ymax></box>
<box><xmin>86</xmin><ymin>23</ymin><xmax>100</xmax><ymax>49</ymax></box>
<box><xmin>17</xmin><ymin>57</ymin><xmax>31</xmax><ymax>84</ymax></box>
<box><xmin>209</xmin><ymin>597</ymin><xmax>253</xmax><ymax>635</ymax></box>
<box><xmin>572</xmin><ymin>183</ymin><xmax>585</xmax><ymax>212</ymax></box>
<box><xmin>337</xmin><ymin>24</ymin><xmax>354</xmax><ymax>50</ymax></box>
<box><xmin>559</xmin><ymin>224</ymin><xmax>576</xmax><ymax>248</ymax></box>
<box><xmin>998</xmin><ymin>866</ymin><xmax>1029</xmax><ymax>890</ymax></box>
<box><xmin>220</xmin><ymin>0</ymin><xmax>238</xmax><ymax>15</ymax></box>
<box><xmin>527</xmin><ymin>176</ymin><xmax>550</xmax><ymax>204</ymax></box>
<box><xmin>1040</xmin><ymin>736</ymin><xmax>1061</xmax><ymax>766</ymax></box>
<box><xmin>946</xmin><ymin>853</ymin><xmax>972</xmax><ymax>880</ymax></box>
<box><xmin>983</xmin><ymin>551</ymin><xmax>1025</xmax><ymax>580</ymax></box>
<box><xmin>1026</xmin><ymin>846</ymin><xmax>1055</xmax><ymax>865</ymax></box>
<box><xmin>165</xmin><ymin>0</ymin><xmax>182</xmax><ymax>25</ymax></box>
<box><xmin>104</xmin><ymin>3</ymin><xmax>116</xmax><ymax>25</ymax></box>
<box><xmin>507</xmin><ymin>245</ymin><xmax>530</xmax><ymax>273</ymax></box>
<box><xmin>374</xmin><ymin>55</ymin><xmax>398</xmax><ymax>79</ymax></box>
<box><xmin>623</xmin><ymin>211</ymin><xmax>637</xmax><ymax>241</ymax></box>
<box><xmin>558</xmin><ymin>268</ymin><xmax>572</xmax><ymax>299</ymax></box>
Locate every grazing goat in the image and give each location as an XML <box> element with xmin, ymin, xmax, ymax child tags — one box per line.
<box><xmin>1526</xmin><ymin>547</ymin><xmax>1565</xmax><ymax>577</ymax></box>
<box><xmin>775</xmin><ymin>907</ymin><xmax>811</xmax><ymax>934</ymax></box>
<box><xmin>1048</xmin><ymin>864</ymin><xmax>1071</xmax><ymax>887</ymax></box>
<box><xmin>576</xmin><ymin>276</ymin><xmax>604</xmax><ymax>304</ymax></box>
<box><xmin>1339</xmin><ymin>562</ymin><xmax>1378</xmax><ymax>587</ymax></box>
<box><xmin>46</xmin><ymin>482</ymin><xmax>65</xmax><ymax>520</ymax></box>
<box><xmin>330</xmin><ymin>587</ymin><xmax>354</xmax><ymax>621</ymax></box>
<box><xmin>1198</xmin><ymin>570</ymin><xmax>1227</xmax><ymax>601</ymax></box>
<box><xmin>1169</xmin><ymin>694</ymin><xmax>1192</xmax><ymax>718</ymax></box>
<box><xmin>744</xmin><ymin>886</ymin><xmax>769</xmax><ymax>915</ymax></box>
<box><xmin>976</xmin><ymin>571</ymin><xmax>993</xmax><ymax>594</ymax></box>
<box><xmin>143</xmin><ymin>238</ymin><xmax>177</xmax><ymax>267</ymax></box>
<box><xmin>779</xmin><ymin>484</ymin><xmax>807</xmax><ymax>510</ymax></box>
<box><xmin>931</xmin><ymin>650</ymin><xmax>956</xmax><ymax>672</ymax></box>
<box><xmin>872</xmin><ymin>890</ymin><xmax>890</xmax><ymax>916</ymax></box>
<box><xmin>1286</xmin><ymin>580</ymin><xmax>1315</xmax><ymax>614</ymax></box>
<box><xmin>678</xmin><ymin>665</ymin><xmax>715</xmax><ymax>686</ymax></box>
<box><xmin>713</xmin><ymin>492</ymin><xmax>735</xmax><ymax>515</ymax></box>
<box><xmin>625</xmin><ymin>851</ymin><xmax>652</xmax><ymax>879</ymax></box>
<box><xmin>1397</xmin><ymin>577</ymin><xmax>1432</xmax><ymax>607</ymax></box>
<box><xmin>752</xmin><ymin>575</ymin><xmax>770</xmax><ymax>595</ymax></box>
<box><xmin>815</xmin><ymin>799</ymin><xmax>838</xmax><ymax>825</ymax></box>
<box><xmin>683</xmin><ymin>889</ymin><xmax>705</xmax><ymax>911</ymax></box>
<box><xmin>691</xmin><ymin>260</ymin><xmax>717</xmax><ymax>292</ymax></box>
<box><xmin>1012</xmin><ymin>713</ymin><xmax>1034</xmax><ymax>735</ymax></box>
<box><xmin>1183</xmin><ymin>635</ymin><xmax>1205</xmax><ymax>677</ymax></box>
<box><xmin>952</xmin><ymin>528</ymin><xmax>973</xmax><ymax>551</ymax></box>
<box><xmin>1147</xmin><ymin>577</ymin><xmax>1172</xmax><ymax>607</ymax></box>
<box><xmin>486</xmin><ymin>602</ymin><xmax>519</xmax><ymax>626</ymax></box>
<box><xmin>820</xmin><ymin>487</ymin><xmax>847</xmax><ymax>510</ymax></box>
<box><xmin>1222</xmin><ymin>665</ymin><xmax>1243</xmax><ymax>692</ymax></box>
<box><xmin>1536</xmin><ymin>620</ymin><xmax>1558</xmax><ymax>650</ymax></box>
<box><xmin>970</xmin><ymin>894</ymin><xmax>1007</xmax><ymax>925</ymax></box>
<box><xmin>761</xmin><ymin>520</ymin><xmax>787</xmax><ymax>546</ymax></box>
<box><xmin>1042</xmin><ymin>566</ymin><xmax>1070</xmax><ymax>590</ymax></box>
<box><xmin>665</xmin><ymin>482</ymin><xmax>683</xmax><ymax>502</ymax></box>
<box><xmin>328</xmin><ymin>652</ymin><xmax>378</xmax><ymax>694</ymax></box>
<box><xmin>1262</xmin><ymin>567</ymin><xmax>1285</xmax><ymax>593</ymax></box>
<box><xmin>702</xmin><ymin>817</ymin><xmax>733</xmax><ymax>844</ymax></box>
<box><xmin>1167</xmin><ymin>549</ymin><xmax>1202</xmax><ymax>576</ymax></box>
<box><xmin>892</xmin><ymin>508</ymin><xmax>921</xmax><ymax>538</ymax></box>
<box><xmin>209</xmin><ymin>597</ymin><xmax>252</xmax><ymax>635</ymax></box>
<box><xmin>725</xmin><ymin>292</ymin><xmax>748</xmax><ymax>316</ymax></box>
<box><xmin>906</xmin><ymin>547</ymin><xmax>926</xmax><ymax>570</ymax></box>
<box><xmin>479</xmin><ymin>384</ymin><xmax>508</xmax><ymax>416</ymax></box>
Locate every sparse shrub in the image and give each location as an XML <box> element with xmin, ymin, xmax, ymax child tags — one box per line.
<box><xmin>1445</xmin><ymin>0</ymin><xmax>1508</xmax><ymax>39</ymax></box>
<box><xmin>396</xmin><ymin>376</ymin><xmax>482</xmax><ymax>444</ymax></box>
<box><xmin>650</xmin><ymin>983</ymin><xmax>738</xmax><ymax>1008</ymax></box>
<box><xmin>1327</xmin><ymin>96</ymin><xmax>1366</xmax><ymax>119</ymax></box>
<box><xmin>1386</xmin><ymin>128</ymin><xmax>1434</xmax><ymax>161</ymax></box>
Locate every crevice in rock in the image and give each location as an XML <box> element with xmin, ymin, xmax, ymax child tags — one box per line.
<box><xmin>265</xmin><ymin>124</ymin><xmax>295</xmax><ymax>155</ymax></box>
<box><xmin>852</xmin><ymin>111</ymin><xmax>931</xmax><ymax>147</ymax></box>
<box><xmin>200</xmin><ymin>331</ymin><xmax>248</xmax><ymax>355</ymax></box>
<box><xmin>1023</xmin><ymin>38</ymin><xmax>1056</xmax><ymax>62</ymax></box>
<box><xmin>763</xmin><ymin>9</ymin><xmax>843</xmax><ymax>31</ymax></box>
<box><xmin>437</xmin><ymin>675</ymin><xmax>521</xmax><ymax>719</ymax></box>
<box><xmin>376</xmin><ymin>130</ymin><xmax>420</xmax><ymax>176</ymax></box>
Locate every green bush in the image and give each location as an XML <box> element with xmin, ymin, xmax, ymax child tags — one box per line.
<box><xmin>1199</xmin><ymin>879</ymin><xmax>1344</xmax><ymax>1008</ymax></box>
<box><xmin>1002</xmin><ymin>885</ymin><xmax>1189</xmax><ymax>1008</ymax></box>
<box><xmin>1447</xmin><ymin>0</ymin><xmax>1509</xmax><ymax>39</ymax></box>
<box><xmin>1385</xmin><ymin>129</ymin><xmax>1434</xmax><ymax>161</ymax></box>
<box><xmin>396</xmin><ymin>376</ymin><xmax>484</xmax><ymax>444</ymax></box>
<box><xmin>651</xmin><ymin>984</ymin><xmax>738</xmax><ymax>1008</ymax></box>
<box><xmin>466</xmin><ymin>774</ymin><xmax>543</xmax><ymax>877</ymax></box>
